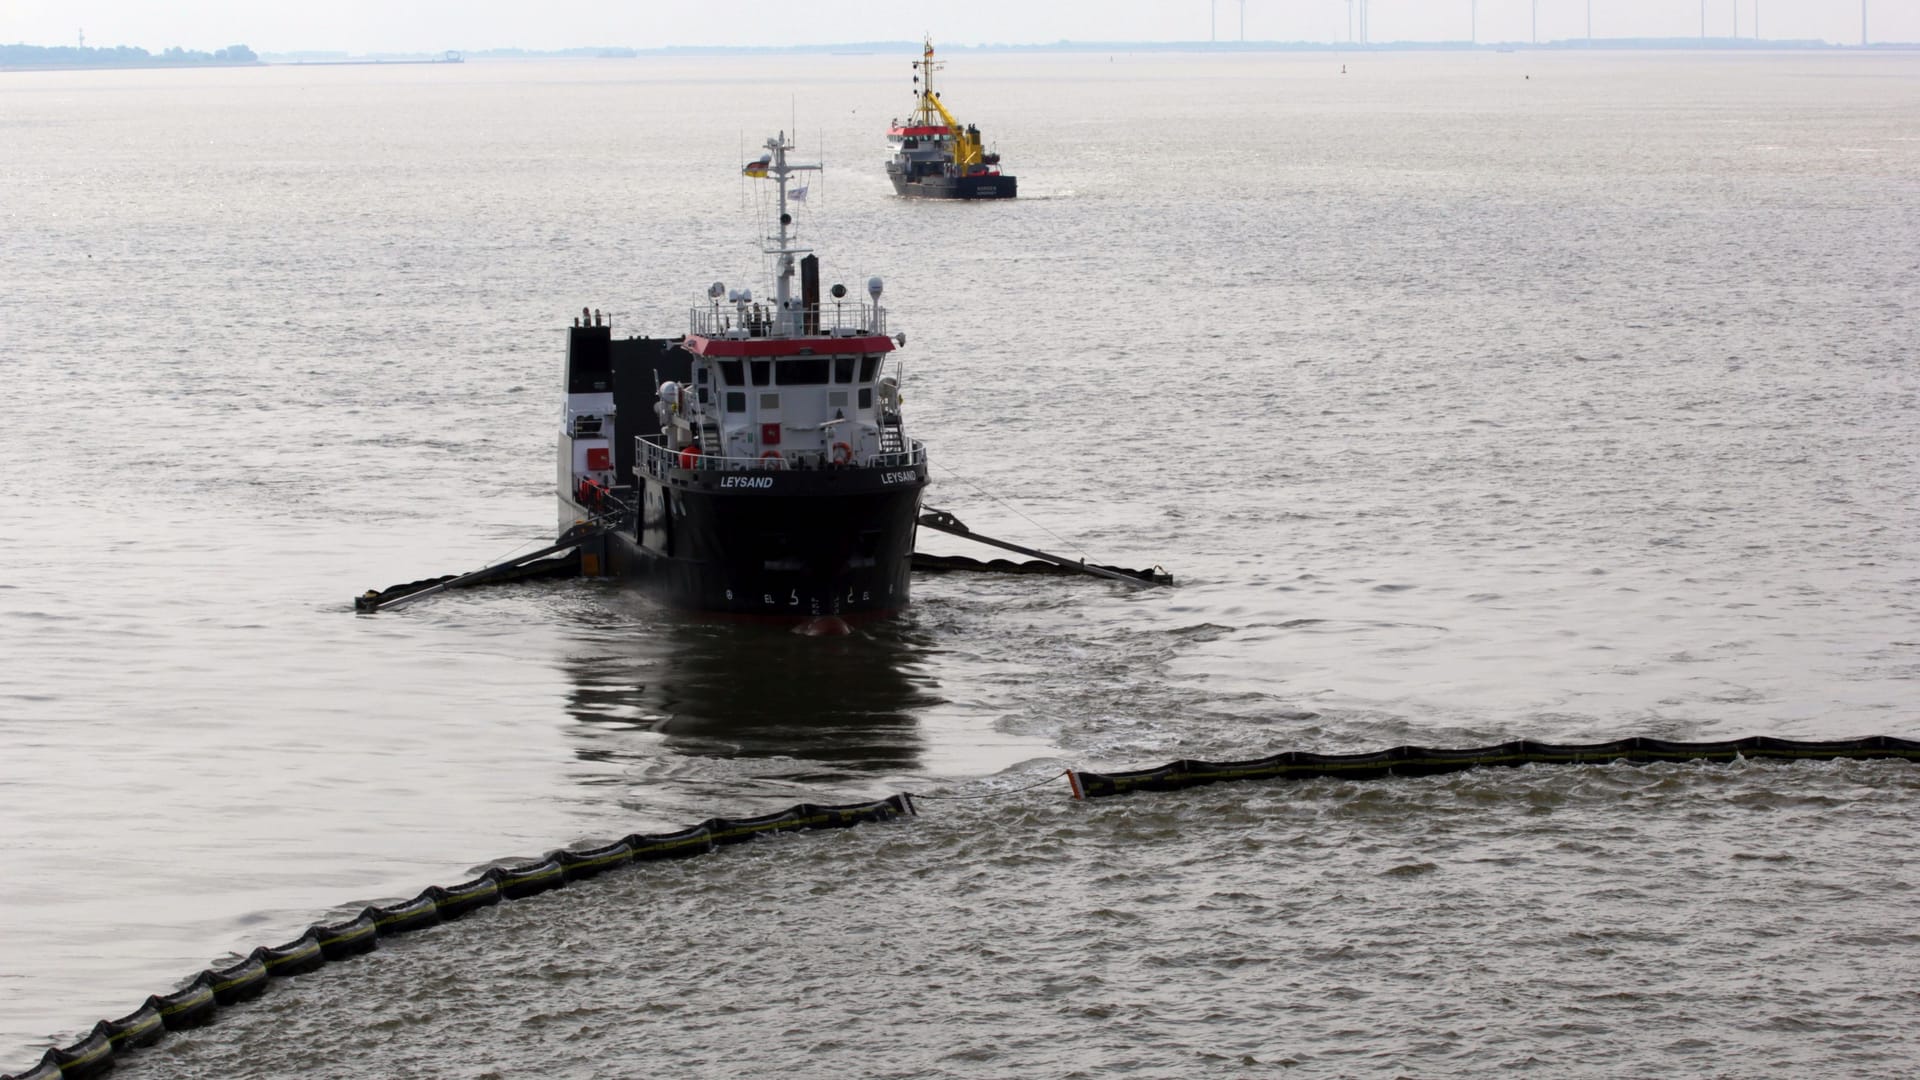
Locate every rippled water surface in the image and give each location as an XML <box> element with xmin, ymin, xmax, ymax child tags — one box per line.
<box><xmin>2</xmin><ymin>50</ymin><xmax>1917</xmax><ymax>1077</ymax></box>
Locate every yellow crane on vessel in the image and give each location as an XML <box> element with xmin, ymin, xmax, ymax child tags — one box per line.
<box><xmin>910</xmin><ymin>39</ymin><xmax>986</xmax><ymax>169</ymax></box>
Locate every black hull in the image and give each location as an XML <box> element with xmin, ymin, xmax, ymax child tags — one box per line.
<box><xmin>580</xmin><ymin>463</ymin><xmax>928</xmax><ymax>620</ymax></box>
<box><xmin>885</xmin><ymin>170</ymin><xmax>1016</xmax><ymax>200</ymax></box>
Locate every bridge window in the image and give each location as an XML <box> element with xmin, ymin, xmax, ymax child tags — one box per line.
<box><xmin>859</xmin><ymin>355</ymin><xmax>880</xmax><ymax>382</ymax></box>
<box><xmin>834</xmin><ymin>356</ymin><xmax>855</xmax><ymax>383</ymax></box>
<box><xmin>718</xmin><ymin>360</ymin><xmax>743</xmax><ymax>386</ymax></box>
<box><xmin>776</xmin><ymin>358</ymin><xmax>830</xmax><ymax>385</ymax></box>
<box><xmin>726</xmin><ymin>391</ymin><xmax>746</xmax><ymax>413</ymax></box>
<box><xmin>750</xmin><ymin>360</ymin><xmax>771</xmax><ymax>386</ymax></box>
<box><xmin>859</xmin><ymin>388</ymin><xmax>873</xmax><ymax>410</ymax></box>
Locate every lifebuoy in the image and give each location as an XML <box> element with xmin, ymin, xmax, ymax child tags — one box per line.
<box><xmin>678</xmin><ymin>446</ymin><xmax>700</xmax><ymax>470</ymax></box>
<box><xmin>760</xmin><ymin>450</ymin><xmax>786</xmax><ymax>469</ymax></box>
<box><xmin>831</xmin><ymin>441</ymin><xmax>854</xmax><ymax>465</ymax></box>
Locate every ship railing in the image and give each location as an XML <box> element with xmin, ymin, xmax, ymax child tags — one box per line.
<box><xmin>637</xmin><ymin>436</ymin><xmax>924</xmax><ymax>479</ymax></box>
<box><xmin>687</xmin><ymin>303</ymin><xmax>887</xmax><ymax>339</ymax></box>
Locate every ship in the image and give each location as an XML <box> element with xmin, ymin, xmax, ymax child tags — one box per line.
<box><xmin>556</xmin><ymin>132</ymin><xmax>930</xmax><ymax>622</ymax></box>
<box><xmin>885</xmin><ymin>40</ymin><xmax>1016</xmax><ymax>200</ymax></box>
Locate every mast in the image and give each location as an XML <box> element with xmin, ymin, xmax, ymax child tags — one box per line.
<box><xmin>758</xmin><ymin>131</ymin><xmax>820</xmax><ymax>335</ymax></box>
<box><xmin>911</xmin><ymin>39</ymin><xmax>941</xmax><ymax>128</ymax></box>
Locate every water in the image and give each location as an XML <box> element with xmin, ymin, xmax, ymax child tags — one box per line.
<box><xmin>3</xmin><ymin>50</ymin><xmax>1917</xmax><ymax>1076</ymax></box>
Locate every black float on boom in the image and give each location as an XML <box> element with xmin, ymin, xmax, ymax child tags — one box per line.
<box><xmin>0</xmin><ymin>796</ymin><xmax>914</xmax><ymax>1080</ymax></box>
<box><xmin>1065</xmin><ymin>735</ymin><xmax>1920</xmax><ymax>799</ymax></box>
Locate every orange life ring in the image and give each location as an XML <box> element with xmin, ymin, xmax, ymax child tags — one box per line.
<box><xmin>831</xmin><ymin>441</ymin><xmax>854</xmax><ymax>466</ymax></box>
<box><xmin>678</xmin><ymin>446</ymin><xmax>700</xmax><ymax>470</ymax></box>
<box><xmin>759</xmin><ymin>450</ymin><xmax>786</xmax><ymax>469</ymax></box>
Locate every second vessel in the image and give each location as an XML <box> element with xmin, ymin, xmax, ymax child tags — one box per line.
<box><xmin>885</xmin><ymin>40</ymin><xmax>1017</xmax><ymax>200</ymax></box>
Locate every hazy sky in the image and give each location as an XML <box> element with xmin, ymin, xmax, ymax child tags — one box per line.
<box><xmin>4</xmin><ymin>1</ymin><xmax>1911</xmax><ymax>54</ymax></box>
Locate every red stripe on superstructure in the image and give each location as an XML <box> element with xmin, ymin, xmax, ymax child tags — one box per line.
<box><xmin>888</xmin><ymin>126</ymin><xmax>950</xmax><ymax>136</ymax></box>
<box><xmin>685</xmin><ymin>335</ymin><xmax>895</xmax><ymax>358</ymax></box>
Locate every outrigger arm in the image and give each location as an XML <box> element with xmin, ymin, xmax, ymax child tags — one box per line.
<box><xmin>915</xmin><ymin>509</ymin><xmax>1168</xmax><ymax>588</ymax></box>
<box><xmin>354</xmin><ymin>512</ymin><xmax>1169</xmax><ymax>613</ymax></box>
<box><xmin>353</xmin><ymin>520</ymin><xmax>616</xmax><ymax>613</ymax></box>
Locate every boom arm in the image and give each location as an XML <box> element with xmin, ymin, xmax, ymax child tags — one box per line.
<box><xmin>921</xmin><ymin>90</ymin><xmax>982</xmax><ymax>167</ymax></box>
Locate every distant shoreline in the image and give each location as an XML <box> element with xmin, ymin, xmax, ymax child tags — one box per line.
<box><xmin>1</xmin><ymin>60</ymin><xmax>263</xmax><ymax>72</ymax></box>
<box><xmin>406</xmin><ymin>38</ymin><xmax>1920</xmax><ymax>58</ymax></box>
<box><xmin>4</xmin><ymin>38</ymin><xmax>1915</xmax><ymax>73</ymax></box>
<box><xmin>0</xmin><ymin>59</ymin><xmax>459</xmax><ymax>72</ymax></box>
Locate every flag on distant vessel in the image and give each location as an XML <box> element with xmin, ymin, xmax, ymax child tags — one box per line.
<box><xmin>742</xmin><ymin>154</ymin><xmax>770</xmax><ymax>178</ymax></box>
<box><xmin>787</xmin><ymin>185</ymin><xmax>808</xmax><ymax>203</ymax></box>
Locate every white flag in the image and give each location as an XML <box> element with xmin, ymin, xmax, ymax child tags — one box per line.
<box><xmin>787</xmin><ymin>185</ymin><xmax>809</xmax><ymax>203</ymax></box>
